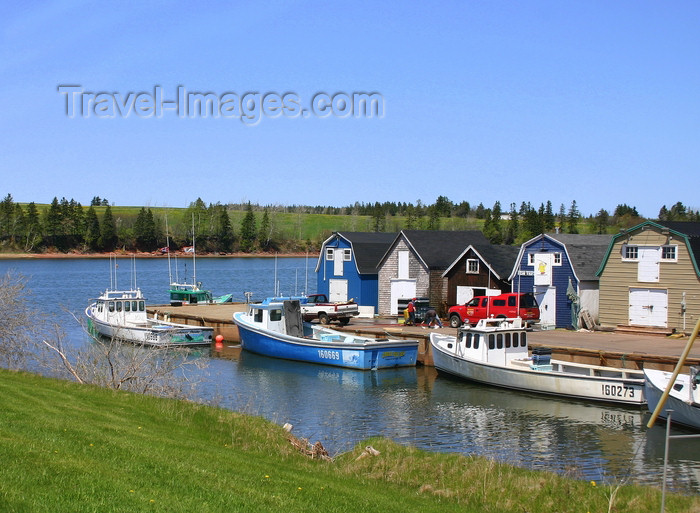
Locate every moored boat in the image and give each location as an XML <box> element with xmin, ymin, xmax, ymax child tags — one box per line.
<box><xmin>644</xmin><ymin>367</ymin><xmax>700</xmax><ymax>430</ymax></box>
<box><xmin>166</xmin><ymin>216</ymin><xmax>230</xmax><ymax>305</ymax></box>
<box><xmin>86</xmin><ymin>288</ymin><xmax>214</xmax><ymax>347</ymax></box>
<box><xmin>430</xmin><ymin>317</ymin><xmax>646</xmax><ymax>405</ymax></box>
<box><xmin>232</xmin><ymin>299</ymin><xmax>419</xmax><ymax>370</ymax></box>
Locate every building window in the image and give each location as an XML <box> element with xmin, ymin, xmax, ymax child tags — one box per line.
<box><xmin>326</xmin><ymin>248</ymin><xmax>334</xmax><ymax>260</ymax></box>
<box><xmin>622</xmin><ymin>245</ymin><xmax>638</xmax><ymax>261</ymax></box>
<box><xmin>661</xmin><ymin>245</ymin><xmax>677</xmax><ymax>261</ymax></box>
<box><xmin>528</xmin><ymin>253</ymin><xmax>535</xmax><ymax>265</ymax></box>
<box><xmin>466</xmin><ymin>259</ymin><xmax>479</xmax><ymax>274</ymax></box>
<box><xmin>343</xmin><ymin>249</ymin><xmax>352</xmax><ymax>261</ymax></box>
<box><xmin>553</xmin><ymin>252</ymin><xmax>562</xmax><ymax>265</ymax></box>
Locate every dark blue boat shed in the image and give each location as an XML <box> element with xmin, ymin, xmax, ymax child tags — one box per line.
<box><xmin>315</xmin><ymin>232</ymin><xmax>396</xmax><ymax>315</ymax></box>
<box><xmin>508</xmin><ymin>233</ymin><xmax>611</xmax><ymax>329</ymax></box>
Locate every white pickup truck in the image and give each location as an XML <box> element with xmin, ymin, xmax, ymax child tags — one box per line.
<box><xmin>300</xmin><ymin>294</ymin><xmax>359</xmax><ymax>325</ymax></box>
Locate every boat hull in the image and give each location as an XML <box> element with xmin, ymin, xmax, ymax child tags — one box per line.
<box><xmin>431</xmin><ymin>340</ymin><xmax>645</xmax><ymax>405</ymax></box>
<box><xmin>233</xmin><ymin>313</ymin><xmax>418</xmax><ymax>370</ymax></box>
<box><xmin>644</xmin><ymin>369</ymin><xmax>700</xmax><ymax>430</ymax></box>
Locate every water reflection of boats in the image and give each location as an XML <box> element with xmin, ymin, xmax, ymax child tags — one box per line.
<box><xmin>429</xmin><ymin>375</ymin><xmax>654</xmax><ymax>486</ymax></box>
<box><xmin>237</xmin><ymin>350</ymin><xmax>418</xmax><ymax>388</ymax></box>
<box><xmin>430</xmin><ymin>375</ymin><xmax>644</xmax><ymax>430</ymax></box>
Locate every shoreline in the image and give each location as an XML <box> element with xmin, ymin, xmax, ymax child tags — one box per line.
<box><xmin>0</xmin><ymin>251</ymin><xmax>315</xmax><ymax>260</ymax></box>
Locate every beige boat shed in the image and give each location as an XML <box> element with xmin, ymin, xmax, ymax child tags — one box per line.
<box><xmin>596</xmin><ymin>221</ymin><xmax>700</xmax><ymax>333</ymax></box>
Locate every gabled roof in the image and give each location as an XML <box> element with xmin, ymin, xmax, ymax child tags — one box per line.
<box><xmin>442</xmin><ymin>243</ymin><xmax>520</xmax><ymax>281</ymax></box>
<box><xmin>315</xmin><ymin>232</ymin><xmax>396</xmax><ymax>274</ymax></box>
<box><xmin>339</xmin><ymin>232</ymin><xmax>397</xmax><ymax>274</ymax></box>
<box><xmin>379</xmin><ymin>230</ymin><xmax>490</xmax><ymax>271</ymax></box>
<box><xmin>549</xmin><ymin>234</ymin><xmax>612</xmax><ymax>282</ymax></box>
<box><xmin>509</xmin><ymin>233</ymin><xmax>612</xmax><ymax>282</ymax></box>
<box><xmin>596</xmin><ymin>221</ymin><xmax>700</xmax><ymax>277</ymax></box>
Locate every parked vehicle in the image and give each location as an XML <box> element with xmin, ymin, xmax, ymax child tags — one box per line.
<box><xmin>447</xmin><ymin>293</ymin><xmax>540</xmax><ymax>328</ymax></box>
<box><xmin>294</xmin><ymin>294</ymin><xmax>360</xmax><ymax>325</ymax></box>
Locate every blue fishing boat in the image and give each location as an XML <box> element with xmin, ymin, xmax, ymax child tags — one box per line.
<box><xmin>233</xmin><ymin>299</ymin><xmax>419</xmax><ymax>370</ymax></box>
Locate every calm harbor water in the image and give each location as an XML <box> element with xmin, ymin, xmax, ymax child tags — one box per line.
<box><xmin>2</xmin><ymin>256</ymin><xmax>699</xmax><ymax>494</ymax></box>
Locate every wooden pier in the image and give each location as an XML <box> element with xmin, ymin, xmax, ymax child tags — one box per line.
<box><xmin>146</xmin><ymin>303</ymin><xmax>700</xmax><ymax>372</ymax></box>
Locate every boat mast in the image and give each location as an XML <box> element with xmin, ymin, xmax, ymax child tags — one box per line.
<box><xmin>110</xmin><ymin>253</ymin><xmax>117</xmax><ymax>290</ymax></box>
<box><xmin>131</xmin><ymin>255</ymin><xmax>137</xmax><ymax>290</ymax></box>
<box><xmin>191</xmin><ymin>214</ymin><xmax>197</xmax><ymax>288</ymax></box>
<box><xmin>166</xmin><ymin>214</ymin><xmax>173</xmax><ymax>285</ymax></box>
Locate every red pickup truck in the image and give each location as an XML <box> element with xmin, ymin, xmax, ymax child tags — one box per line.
<box><xmin>447</xmin><ymin>293</ymin><xmax>540</xmax><ymax>328</ymax></box>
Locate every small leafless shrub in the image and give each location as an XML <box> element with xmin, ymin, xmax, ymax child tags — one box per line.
<box><xmin>1</xmin><ymin>270</ymin><xmax>207</xmax><ymax>401</ymax></box>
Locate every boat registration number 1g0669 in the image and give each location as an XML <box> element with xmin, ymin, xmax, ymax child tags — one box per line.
<box><xmin>318</xmin><ymin>349</ymin><xmax>340</xmax><ymax>360</ymax></box>
<box><xmin>601</xmin><ymin>384</ymin><xmax>636</xmax><ymax>398</ymax></box>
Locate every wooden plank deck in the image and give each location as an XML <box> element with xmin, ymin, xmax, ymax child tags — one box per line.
<box><xmin>145</xmin><ymin>304</ymin><xmax>700</xmax><ymax>371</ymax></box>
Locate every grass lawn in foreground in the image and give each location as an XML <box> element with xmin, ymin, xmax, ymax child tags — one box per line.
<box><xmin>0</xmin><ymin>369</ymin><xmax>696</xmax><ymax>513</ymax></box>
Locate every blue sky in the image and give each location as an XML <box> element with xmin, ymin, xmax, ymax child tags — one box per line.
<box><xmin>1</xmin><ymin>1</ymin><xmax>698</xmax><ymax>218</ymax></box>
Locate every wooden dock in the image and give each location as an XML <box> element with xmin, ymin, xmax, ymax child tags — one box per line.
<box><xmin>147</xmin><ymin>303</ymin><xmax>246</xmax><ymax>342</ymax></box>
<box><xmin>145</xmin><ymin>304</ymin><xmax>700</xmax><ymax>372</ymax></box>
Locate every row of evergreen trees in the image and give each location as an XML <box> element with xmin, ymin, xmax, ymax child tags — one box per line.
<box><xmin>0</xmin><ymin>195</ymin><xmax>277</xmax><ymax>254</ymax></box>
<box><xmin>1</xmin><ymin>193</ymin><xmax>697</xmax><ymax>254</ymax></box>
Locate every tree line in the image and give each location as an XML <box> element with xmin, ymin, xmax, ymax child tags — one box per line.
<box><xmin>0</xmin><ymin>193</ymin><xmax>697</xmax><ymax>254</ymax></box>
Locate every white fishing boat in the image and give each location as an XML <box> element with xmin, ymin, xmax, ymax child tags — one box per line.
<box><xmin>86</xmin><ymin>256</ymin><xmax>213</xmax><ymax>347</ymax></box>
<box><xmin>644</xmin><ymin>367</ymin><xmax>700</xmax><ymax>430</ymax></box>
<box><xmin>430</xmin><ymin>318</ymin><xmax>646</xmax><ymax>405</ymax></box>
<box><xmin>86</xmin><ymin>288</ymin><xmax>214</xmax><ymax>347</ymax></box>
<box><xmin>233</xmin><ymin>298</ymin><xmax>419</xmax><ymax>370</ymax></box>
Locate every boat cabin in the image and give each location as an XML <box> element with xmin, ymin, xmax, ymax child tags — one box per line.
<box><xmin>450</xmin><ymin>318</ymin><xmax>531</xmax><ymax>367</ymax></box>
<box><xmin>248</xmin><ymin>299</ymin><xmax>305</xmax><ymax>338</ymax></box>
<box><xmin>169</xmin><ymin>283</ymin><xmax>213</xmax><ymax>306</ymax></box>
<box><xmin>94</xmin><ymin>290</ymin><xmax>147</xmax><ymax>322</ymax></box>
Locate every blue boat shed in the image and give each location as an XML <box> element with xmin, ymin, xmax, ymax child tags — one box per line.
<box><xmin>315</xmin><ymin>232</ymin><xmax>396</xmax><ymax>314</ymax></box>
<box><xmin>508</xmin><ymin>233</ymin><xmax>611</xmax><ymax>329</ymax></box>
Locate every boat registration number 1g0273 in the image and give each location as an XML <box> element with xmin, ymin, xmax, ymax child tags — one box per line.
<box><xmin>318</xmin><ymin>349</ymin><xmax>340</xmax><ymax>360</ymax></box>
<box><xmin>601</xmin><ymin>384</ymin><xmax>635</xmax><ymax>398</ymax></box>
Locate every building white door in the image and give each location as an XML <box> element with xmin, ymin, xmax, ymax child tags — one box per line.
<box><xmin>329</xmin><ymin>279</ymin><xmax>348</xmax><ymax>302</ymax></box>
<box><xmin>535</xmin><ymin>285</ymin><xmax>556</xmax><ymax>326</ymax></box>
<box><xmin>629</xmin><ymin>288</ymin><xmax>667</xmax><ymax>327</ymax></box>
<box><xmin>637</xmin><ymin>247</ymin><xmax>660</xmax><ymax>283</ymax></box>
<box><xmin>456</xmin><ymin>286</ymin><xmax>476</xmax><ymax>305</ymax></box>
<box><xmin>455</xmin><ymin>286</ymin><xmax>500</xmax><ymax>305</ymax></box>
<box><xmin>534</xmin><ymin>254</ymin><xmax>553</xmax><ymax>286</ymax></box>
<box><xmin>390</xmin><ymin>279</ymin><xmax>416</xmax><ymax>315</ymax></box>
<box><xmin>398</xmin><ymin>251</ymin><xmax>409</xmax><ymax>279</ymax></box>
<box><xmin>333</xmin><ymin>249</ymin><xmax>344</xmax><ymax>276</ymax></box>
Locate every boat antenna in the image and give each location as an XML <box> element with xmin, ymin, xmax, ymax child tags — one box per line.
<box><xmin>305</xmin><ymin>250</ymin><xmax>308</xmax><ymax>295</ymax></box>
